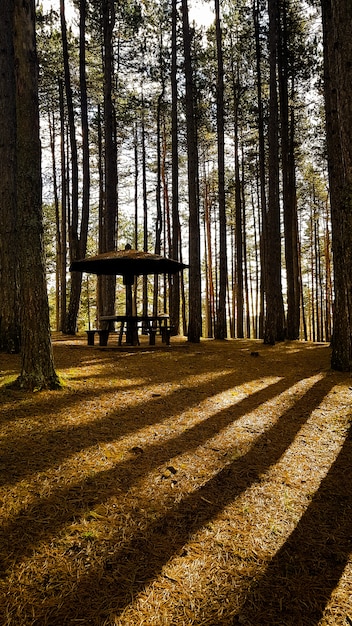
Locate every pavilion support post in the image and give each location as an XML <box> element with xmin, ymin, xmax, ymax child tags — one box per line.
<box><xmin>124</xmin><ymin>274</ymin><xmax>138</xmax><ymax>345</ymax></box>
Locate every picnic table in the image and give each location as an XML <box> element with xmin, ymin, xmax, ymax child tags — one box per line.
<box><xmin>86</xmin><ymin>314</ymin><xmax>171</xmax><ymax>347</ymax></box>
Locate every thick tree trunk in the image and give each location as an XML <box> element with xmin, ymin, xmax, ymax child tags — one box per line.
<box><xmin>0</xmin><ymin>0</ymin><xmax>20</xmax><ymax>353</ymax></box>
<box><xmin>321</xmin><ymin>0</ymin><xmax>352</xmax><ymax>370</ymax></box>
<box><xmin>13</xmin><ymin>0</ymin><xmax>60</xmax><ymax>389</ymax></box>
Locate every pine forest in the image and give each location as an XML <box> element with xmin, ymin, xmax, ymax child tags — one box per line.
<box><xmin>38</xmin><ymin>0</ymin><xmax>331</xmax><ymax>346</ymax></box>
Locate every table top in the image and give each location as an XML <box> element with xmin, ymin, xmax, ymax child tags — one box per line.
<box><xmin>99</xmin><ymin>314</ymin><xmax>169</xmax><ymax>322</ymax></box>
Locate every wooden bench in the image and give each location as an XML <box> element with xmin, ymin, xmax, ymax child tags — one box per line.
<box><xmin>86</xmin><ymin>318</ymin><xmax>175</xmax><ymax>347</ymax></box>
<box><xmin>85</xmin><ymin>329</ymin><xmax>110</xmax><ymax>346</ymax></box>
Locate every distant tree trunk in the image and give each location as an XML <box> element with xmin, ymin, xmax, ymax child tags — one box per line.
<box><xmin>278</xmin><ymin>3</ymin><xmax>300</xmax><ymax>340</ymax></box>
<box><xmin>133</xmin><ymin>122</ymin><xmax>139</xmax><ymax>312</ymax></box>
<box><xmin>99</xmin><ymin>0</ymin><xmax>117</xmax><ymax>325</ymax></box>
<box><xmin>153</xmin><ymin>89</ymin><xmax>163</xmax><ymax>316</ymax></box>
<box><xmin>263</xmin><ymin>0</ymin><xmax>285</xmax><ymax>344</ymax></box>
<box><xmin>231</xmin><ymin>64</ymin><xmax>244</xmax><ymax>338</ymax></box>
<box><xmin>60</xmin><ymin>0</ymin><xmax>81</xmax><ymax>334</ymax></box>
<box><xmin>204</xmin><ymin>177</ymin><xmax>215</xmax><ymax>337</ymax></box>
<box><xmin>321</xmin><ymin>0</ymin><xmax>352</xmax><ymax>370</ymax></box>
<box><xmin>13</xmin><ymin>0</ymin><xmax>60</xmax><ymax>389</ymax></box>
<box><xmin>242</xmin><ymin>177</ymin><xmax>251</xmax><ymax>338</ymax></box>
<box><xmin>251</xmin><ymin>187</ymin><xmax>261</xmax><ymax>338</ymax></box>
<box><xmin>298</xmin><ymin>237</ymin><xmax>308</xmax><ymax>340</ymax></box>
<box><xmin>133</xmin><ymin>122</ymin><xmax>139</xmax><ymax>250</ymax></box>
<box><xmin>182</xmin><ymin>0</ymin><xmax>202</xmax><ymax>342</ymax></box>
<box><xmin>97</xmin><ymin>103</ymin><xmax>103</xmax><ymax>325</ymax></box>
<box><xmin>253</xmin><ymin>0</ymin><xmax>266</xmax><ymax>339</ymax></box>
<box><xmin>58</xmin><ymin>78</ymin><xmax>67</xmax><ymax>332</ymax></box>
<box><xmin>169</xmin><ymin>0</ymin><xmax>181</xmax><ymax>334</ymax></box>
<box><xmin>79</xmin><ymin>0</ymin><xmax>90</xmax><ymax>263</ymax></box>
<box><xmin>214</xmin><ymin>0</ymin><xmax>227</xmax><ymax>339</ymax></box>
<box><xmin>48</xmin><ymin>110</ymin><xmax>61</xmax><ymax>332</ymax></box>
<box><xmin>141</xmin><ymin>102</ymin><xmax>149</xmax><ymax>317</ymax></box>
<box><xmin>314</xmin><ymin>218</ymin><xmax>322</xmax><ymax>341</ymax></box>
<box><xmin>310</xmin><ymin>210</ymin><xmax>316</xmax><ymax>341</ymax></box>
<box><xmin>324</xmin><ymin>201</ymin><xmax>333</xmax><ymax>341</ymax></box>
<box><xmin>0</xmin><ymin>0</ymin><xmax>20</xmax><ymax>353</ymax></box>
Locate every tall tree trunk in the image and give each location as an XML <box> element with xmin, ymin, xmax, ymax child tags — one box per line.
<box><xmin>251</xmin><ymin>186</ymin><xmax>260</xmax><ymax>338</ymax></box>
<box><xmin>324</xmin><ymin>201</ymin><xmax>333</xmax><ymax>341</ymax></box>
<box><xmin>214</xmin><ymin>0</ymin><xmax>227</xmax><ymax>339</ymax></box>
<box><xmin>231</xmin><ymin>60</ymin><xmax>244</xmax><ymax>338</ymax></box>
<box><xmin>314</xmin><ymin>218</ymin><xmax>322</xmax><ymax>341</ymax></box>
<box><xmin>0</xmin><ymin>0</ymin><xmax>20</xmax><ymax>353</ymax></box>
<box><xmin>97</xmin><ymin>103</ymin><xmax>103</xmax><ymax>326</ymax></box>
<box><xmin>60</xmin><ymin>0</ymin><xmax>81</xmax><ymax>334</ymax></box>
<box><xmin>321</xmin><ymin>0</ymin><xmax>352</xmax><ymax>370</ymax></box>
<box><xmin>133</xmin><ymin>122</ymin><xmax>139</xmax><ymax>250</ymax></box>
<box><xmin>141</xmin><ymin>101</ymin><xmax>149</xmax><ymax>317</ymax></box>
<box><xmin>13</xmin><ymin>0</ymin><xmax>59</xmax><ymax>389</ymax></box>
<box><xmin>48</xmin><ymin>110</ymin><xmax>61</xmax><ymax>332</ymax></box>
<box><xmin>263</xmin><ymin>0</ymin><xmax>285</xmax><ymax>344</ymax></box>
<box><xmin>99</xmin><ymin>0</ymin><xmax>117</xmax><ymax>325</ymax></box>
<box><xmin>242</xmin><ymin>176</ymin><xmax>251</xmax><ymax>338</ymax></box>
<box><xmin>153</xmin><ymin>88</ymin><xmax>163</xmax><ymax>316</ymax></box>
<box><xmin>169</xmin><ymin>0</ymin><xmax>181</xmax><ymax>334</ymax></box>
<box><xmin>58</xmin><ymin>78</ymin><xmax>67</xmax><ymax>332</ymax></box>
<box><xmin>79</xmin><ymin>0</ymin><xmax>90</xmax><ymax>262</ymax></box>
<box><xmin>182</xmin><ymin>0</ymin><xmax>201</xmax><ymax>342</ymax></box>
<box><xmin>253</xmin><ymin>0</ymin><xmax>266</xmax><ymax>340</ymax></box>
<box><xmin>204</xmin><ymin>177</ymin><xmax>215</xmax><ymax>337</ymax></box>
<box><xmin>310</xmin><ymin>210</ymin><xmax>315</xmax><ymax>341</ymax></box>
<box><xmin>278</xmin><ymin>2</ymin><xmax>300</xmax><ymax>340</ymax></box>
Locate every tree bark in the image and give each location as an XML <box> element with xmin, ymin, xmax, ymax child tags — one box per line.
<box><xmin>0</xmin><ymin>0</ymin><xmax>20</xmax><ymax>353</ymax></box>
<box><xmin>79</xmin><ymin>0</ymin><xmax>90</xmax><ymax>262</ymax></box>
<box><xmin>230</xmin><ymin>54</ymin><xmax>244</xmax><ymax>338</ymax></box>
<box><xmin>278</xmin><ymin>1</ymin><xmax>300</xmax><ymax>340</ymax></box>
<box><xmin>58</xmin><ymin>78</ymin><xmax>67</xmax><ymax>332</ymax></box>
<box><xmin>214</xmin><ymin>0</ymin><xmax>227</xmax><ymax>339</ymax></box>
<box><xmin>141</xmin><ymin>101</ymin><xmax>149</xmax><ymax>318</ymax></box>
<box><xmin>60</xmin><ymin>0</ymin><xmax>81</xmax><ymax>334</ymax></box>
<box><xmin>263</xmin><ymin>0</ymin><xmax>285</xmax><ymax>344</ymax></box>
<box><xmin>253</xmin><ymin>0</ymin><xmax>266</xmax><ymax>340</ymax></box>
<box><xmin>182</xmin><ymin>0</ymin><xmax>202</xmax><ymax>343</ymax></box>
<box><xmin>169</xmin><ymin>0</ymin><xmax>181</xmax><ymax>334</ymax></box>
<box><xmin>99</xmin><ymin>0</ymin><xmax>117</xmax><ymax>326</ymax></box>
<box><xmin>13</xmin><ymin>0</ymin><xmax>60</xmax><ymax>389</ymax></box>
<box><xmin>321</xmin><ymin>0</ymin><xmax>352</xmax><ymax>370</ymax></box>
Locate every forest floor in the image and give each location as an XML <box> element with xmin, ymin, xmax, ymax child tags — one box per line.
<box><xmin>0</xmin><ymin>334</ymin><xmax>351</xmax><ymax>626</ymax></box>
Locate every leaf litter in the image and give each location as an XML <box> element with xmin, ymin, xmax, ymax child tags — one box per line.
<box><xmin>0</xmin><ymin>335</ymin><xmax>351</xmax><ymax>625</ymax></box>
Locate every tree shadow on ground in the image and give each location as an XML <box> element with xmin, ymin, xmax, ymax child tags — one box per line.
<box><xmin>42</xmin><ymin>374</ymin><xmax>339</xmax><ymax>624</ymax></box>
<box><xmin>234</xmin><ymin>424</ymin><xmax>352</xmax><ymax>626</ymax></box>
<box><xmin>0</xmin><ymin>339</ymin><xmax>349</xmax><ymax>625</ymax></box>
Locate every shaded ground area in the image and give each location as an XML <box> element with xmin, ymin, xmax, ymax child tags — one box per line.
<box><xmin>0</xmin><ymin>335</ymin><xmax>351</xmax><ymax>625</ymax></box>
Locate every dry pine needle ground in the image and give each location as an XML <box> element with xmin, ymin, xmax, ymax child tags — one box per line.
<box><xmin>0</xmin><ymin>335</ymin><xmax>351</xmax><ymax>625</ymax></box>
